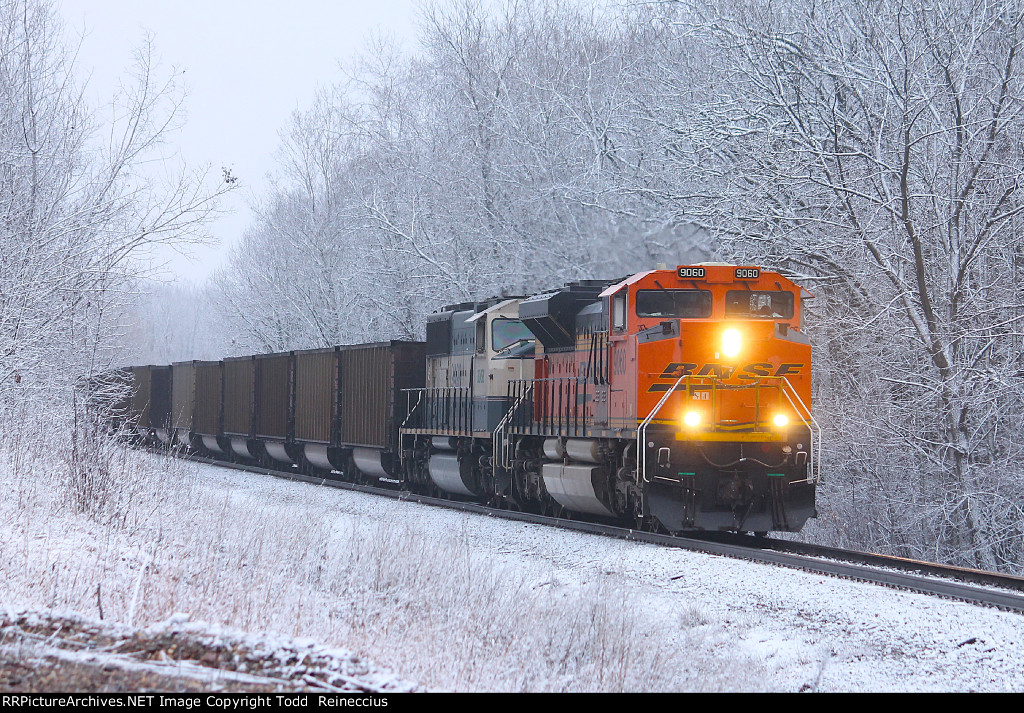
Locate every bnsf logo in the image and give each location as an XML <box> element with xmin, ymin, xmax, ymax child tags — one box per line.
<box><xmin>647</xmin><ymin>362</ymin><xmax>805</xmax><ymax>391</ymax></box>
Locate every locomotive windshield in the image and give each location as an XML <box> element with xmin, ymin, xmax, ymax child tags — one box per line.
<box><xmin>725</xmin><ymin>290</ymin><xmax>794</xmax><ymax>319</ymax></box>
<box><xmin>635</xmin><ymin>290</ymin><xmax>712</xmax><ymax>318</ymax></box>
<box><xmin>492</xmin><ymin>318</ymin><xmax>534</xmax><ymax>351</ymax></box>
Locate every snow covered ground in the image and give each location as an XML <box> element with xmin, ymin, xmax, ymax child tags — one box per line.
<box><xmin>2</xmin><ymin>448</ymin><xmax>1023</xmax><ymax>692</ymax></box>
<box><xmin>0</xmin><ymin>608</ymin><xmax>418</xmax><ymax>692</ymax></box>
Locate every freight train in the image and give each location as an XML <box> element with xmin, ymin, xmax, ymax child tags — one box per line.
<box><xmin>109</xmin><ymin>264</ymin><xmax>820</xmax><ymax>534</ymax></box>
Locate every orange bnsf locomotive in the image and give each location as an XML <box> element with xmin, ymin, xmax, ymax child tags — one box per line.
<box><xmin>119</xmin><ymin>264</ymin><xmax>819</xmax><ymax>534</ymax></box>
<box><xmin>399</xmin><ymin>263</ymin><xmax>818</xmax><ymax>533</ymax></box>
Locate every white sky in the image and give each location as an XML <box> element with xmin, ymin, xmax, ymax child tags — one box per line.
<box><xmin>58</xmin><ymin>0</ymin><xmax>422</xmax><ymax>285</ymax></box>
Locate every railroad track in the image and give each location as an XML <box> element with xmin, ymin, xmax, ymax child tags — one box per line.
<box><xmin>179</xmin><ymin>451</ymin><xmax>1024</xmax><ymax>614</ymax></box>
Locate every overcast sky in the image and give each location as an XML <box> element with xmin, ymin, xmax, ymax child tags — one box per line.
<box><xmin>59</xmin><ymin>0</ymin><xmax>422</xmax><ymax>284</ymax></box>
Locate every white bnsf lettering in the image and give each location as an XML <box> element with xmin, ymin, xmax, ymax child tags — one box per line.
<box><xmin>677</xmin><ymin>267</ymin><xmax>706</xmax><ymax>279</ymax></box>
<box><xmin>735</xmin><ymin>268</ymin><xmax>760</xmax><ymax>279</ymax></box>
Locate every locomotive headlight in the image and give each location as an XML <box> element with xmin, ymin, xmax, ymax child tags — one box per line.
<box><xmin>722</xmin><ymin>328</ymin><xmax>742</xmax><ymax>358</ymax></box>
<box><xmin>772</xmin><ymin>413</ymin><xmax>789</xmax><ymax>428</ymax></box>
<box><xmin>683</xmin><ymin>411</ymin><xmax>702</xmax><ymax>428</ymax></box>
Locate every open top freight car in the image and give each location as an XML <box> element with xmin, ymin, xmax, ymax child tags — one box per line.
<box><xmin>128</xmin><ymin>365</ymin><xmax>171</xmax><ymax>443</ymax></box>
<box><xmin>170</xmin><ymin>342</ymin><xmax>425</xmax><ymax>481</ymax></box>
<box><xmin>290</xmin><ymin>341</ymin><xmax>425</xmax><ymax>480</ymax></box>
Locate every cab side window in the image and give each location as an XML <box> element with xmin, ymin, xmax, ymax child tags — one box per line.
<box><xmin>476</xmin><ymin>320</ymin><xmax>486</xmax><ymax>354</ymax></box>
<box><xmin>613</xmin><ymin>293</ymin><xmax>627</xmax><ymax>331</ymax></box>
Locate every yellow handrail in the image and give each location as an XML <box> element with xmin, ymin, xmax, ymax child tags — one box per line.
<box><xmin>637</xmin><ymin>375</ymin><xmax>820</xmax><ymax>484</ymax></box>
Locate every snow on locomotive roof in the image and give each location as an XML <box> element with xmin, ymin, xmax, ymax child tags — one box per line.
<box><xmin>466</xmin><ymin>298</ymin><xmax>520</xmax><ymax>323</ymax></box>
<box><xmin>598</xmin><ymin>270</ymin><xmax>657</xmax><ymax>298</ymax></box>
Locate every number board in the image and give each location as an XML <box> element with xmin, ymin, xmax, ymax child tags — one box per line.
<box><xmin>734</xmin><ymin>268</ymin><xmax>760</xmax><ymax>279</ymax></box>
<box><xmin>677</xmin><ymin>267</ymin><xmax>706</xmax><ymax>279</ymax></box>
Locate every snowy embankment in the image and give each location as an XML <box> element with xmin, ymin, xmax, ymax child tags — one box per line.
<box><xmin>1</xmin><ymin>446</ymin><xmax>1023</xmax><ymax>692</ymax></box>
<box><xmin>0</xmin><ymin>608</ymin><xmax>414</xmax><ymax>692</ymax></box>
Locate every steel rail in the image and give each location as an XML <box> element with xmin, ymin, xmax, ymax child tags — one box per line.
<box><xmin>179</xmin><ymin>451</ymin><xmax>1024</xmax><ymax>614</ymax></box>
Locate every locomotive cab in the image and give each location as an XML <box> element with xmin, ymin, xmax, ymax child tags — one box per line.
<box><xmin>603</xmin><ymin>264</ymin><xmax>819</xmax><ymax>532</ymax></box>
<box><xmin>403</xmin><ymin>295</ymin><xmax>538</xmax><ymax>498</ymax></box>
<box><xmin>467</xmin><ymin>298</ymin><xmax>536</xmax><ymax>430</ymax></box>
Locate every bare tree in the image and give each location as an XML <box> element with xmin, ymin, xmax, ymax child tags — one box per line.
<box><xmin>0</xmin><ymin>0</ymin><xmax>232</xmax><ymax>510</ymax></box>
<box><xmin>215</xmin><ymin>0</ymin><xmax>704</xmax><ymax>352</ymax></box>
<box><xmin>637</xmin><ymin>0</ymin><xmax>1024</xmax><ymax>570</ymax></box>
